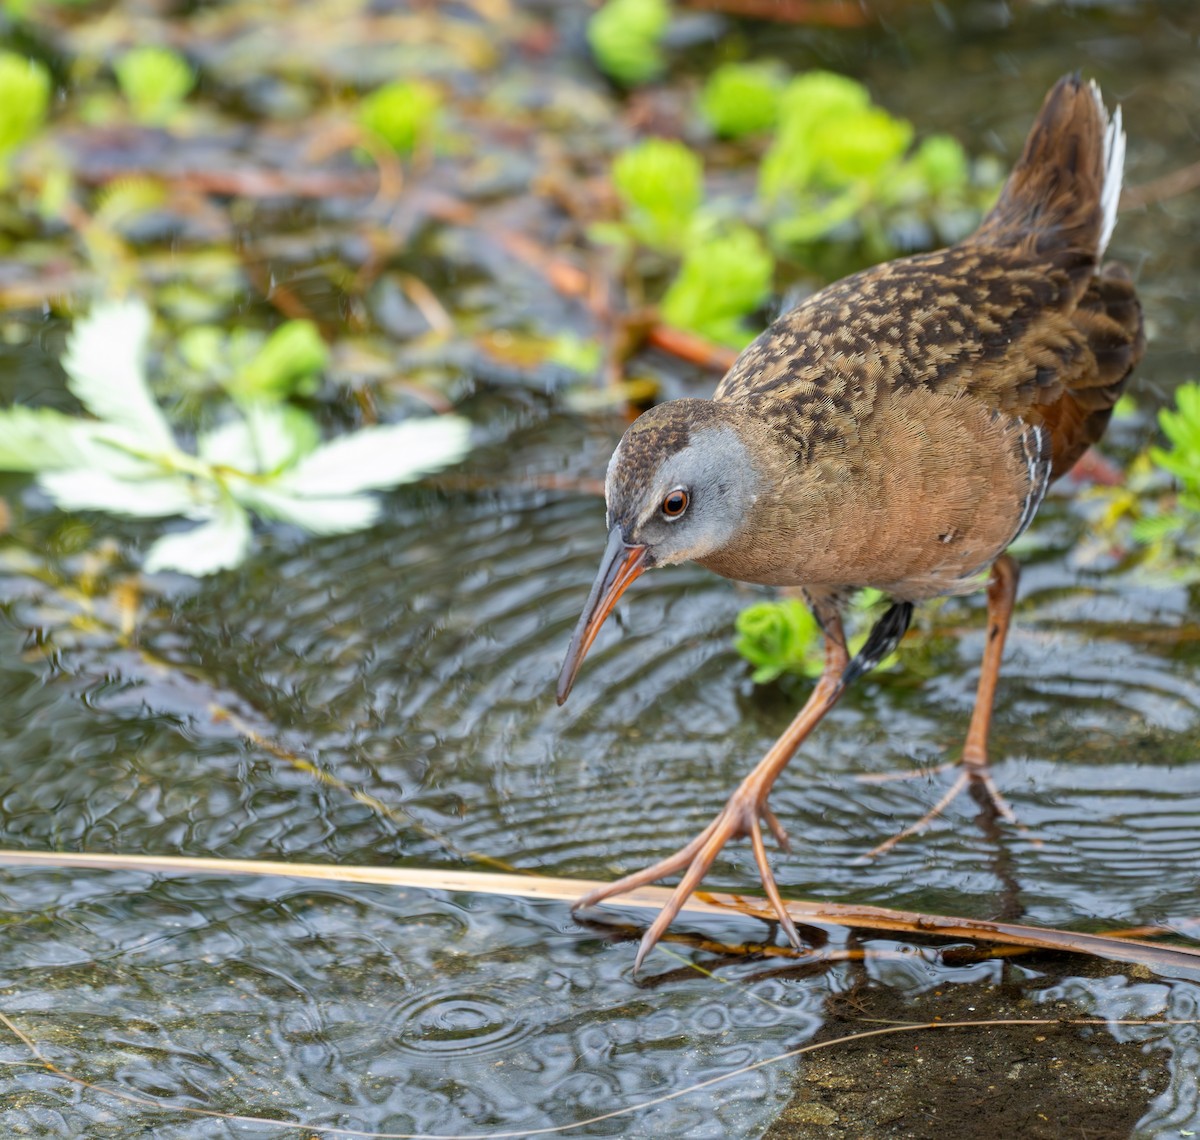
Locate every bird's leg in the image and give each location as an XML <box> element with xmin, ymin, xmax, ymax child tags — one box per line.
<box><xmin>573</xmin><ymin>621</ymin><xmax>848</xmax><ymax>972</ymax></box>
<box><xmin>573</xmin><ymin>600</ymin><xmax>914</xmax><ymax>971</ymax></box>
<box><xmin>865</xmin><ymin>555</ymin><xmax>1022</xmax><ymax>859</ymax></box>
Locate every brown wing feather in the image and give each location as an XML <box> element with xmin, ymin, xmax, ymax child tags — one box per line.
<box><xmin>714</xmin><ymin>74</ymin><xmax>1143</xmax><ymax>483</ymax></box>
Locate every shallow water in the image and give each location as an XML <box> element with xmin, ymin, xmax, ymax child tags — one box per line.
<box><xmin>2</xmin><ymin>1</ymin><xmax>1200</xmax><ymax>1137</ymax></box>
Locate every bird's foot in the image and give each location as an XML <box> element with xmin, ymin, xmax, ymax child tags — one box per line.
<box><xmin>572</xmin><ymin>785</ymin><xmax>800</xmax><ymax>972</ymax></box>
<box><xmin>858</xmin><ymin>751</ymin><xmax>1027</xmax><ymax>861</ymax></box>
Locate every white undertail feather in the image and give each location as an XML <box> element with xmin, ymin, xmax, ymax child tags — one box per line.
<box><xmin>1090</xmin><ymin>79</ymin><xmax>1126</xmax><ymax>259</ymax></box>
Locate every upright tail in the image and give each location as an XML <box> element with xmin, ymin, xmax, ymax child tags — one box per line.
<box><xmin>972</xmin><ymin>74</ymin><xmax>1125</xmax><ymax>277</ymax></box>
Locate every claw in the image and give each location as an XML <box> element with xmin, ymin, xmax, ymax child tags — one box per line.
<box><xmin>761</xmin><ymin>805</ymin><xmax>791</xmax><ymax>852</ymax></box>
<box><xmin>749</xmin><ymin>819</ymin><xmax>802</xmax><ymax>949</ymax></box>
<box><xmin>571</xmin><ymin>815</ymin><xmax>721</xmax><ymax>914</ymax></box>
<box><xmin>575</xmin><ymin>790</ymin><xmax>805</xmax><ymax>973</ymax></box>
<box><xmin>860</xmin><ymin>764</ymin><xmax>1038</xmax><ymax>862</ymax></box>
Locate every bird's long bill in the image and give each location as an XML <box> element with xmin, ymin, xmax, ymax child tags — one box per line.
<box><xmin>556</xmin><ymin>525</ymin><xmax>649</xmax><ymax>706</ymax></box>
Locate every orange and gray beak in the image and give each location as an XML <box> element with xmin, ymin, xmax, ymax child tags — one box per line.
<box><xmin>556</xmin><ymin>525</ymin><xmax>649</xmax><ymax>705</ymax></box>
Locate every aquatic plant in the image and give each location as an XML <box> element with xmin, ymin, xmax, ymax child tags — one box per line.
<box><xmin>659</xmin><ymin>223</ymin><xmax>773</xmax><ymax>348</ymax></box>
<box><xmin>359</xmin><ymin>80</ymin><xmax>442</xmax><ymax>155</ymax></box>
<box><xmin>0</xmin><ymin>52</ymin><xmax>50</xmax><ymax>185</ymax></box>
<box><xmin>0</xmin><ymin>301</ymin><xmax>471</xmax><ymax>575</ymax></box>
<box><xmin>699</xmin><ymin>61</ymin><xmax>787</xmax><ymax>139</ymax></box>
<box><xmin>114</xmin><ymin>46</ymin><xmax>196</xmax><ymax>126</ymax></box>
<box><xmin>588</xmin><ymin>0</ymin><xmax>671</xmax><ymax>86</ymax></box>
<box><xmin>734</xmin><ymin>591</ymin><xmax>895</xmax><ymax>682</ymax></box>
<box><xmin>735</xmin><ymin>598</ymin><xmax>825</xmax><ymax>682</ymax></box>
<box><xmin>609</xmin><ymin>137</ymin><xmax>703</xmax><ymax>253</ymax></box>
<box><xmin>1131</xmin><ymin>383</ymin><xmax>1200</xmax><ymax>555</ymax></box>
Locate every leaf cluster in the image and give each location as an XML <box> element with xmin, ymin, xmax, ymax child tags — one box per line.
<box><xmin>113</xmin><ymin>46</ymin><xmax>196</xmax><ymax>127</ymax></box>
<box><xmin>598</xmin><ymin>65</ymin><xmax>994</xmax><ymax>350</ymax></box>
<box><xmin>734</xmin><ymin>591</ymin><xmax>895</xmax><ymax>684</ymax></box>
<box><xmin>0</xmin><ymin>301</ymin><xmax>471</xmax><ymax>576</ymax></box>
<box><xmin>359</xmin><ymin>80</ymin><xmax>442</xmax><ymax>155</ymax></box>
<box><xmin>1128</xmin><ymin>383</ymin><xmax>1200</xmax><ymax>556</ymax></box>
<box><xmin>0</xmin><ymin>52</ymin><xmax>51</xmax><ymax>185</ymax></box>
<box><xmin>597</xmin><ymin>138</ymin><xmax>772</xmax><ymax>348</ymax></box>
<box><xmin>588</xmin><ymin>0</ymin><xmax>671</xmax><ymax>87</ymax></box>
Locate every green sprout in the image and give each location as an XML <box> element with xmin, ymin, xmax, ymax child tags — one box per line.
<box><xmin>229</xmin><ymin>320</ymin><xmax>329</xmax><ymax>402</ymax></box>
<box><xmin>359</xmin><ymin>80</ymin><xmax>441</xmax><ymax>155</ymax></box>
<box><xmin>174</xmin><ymin>320</ymin><xmax>327</xmax><ymax>404</ymax></box>
<box><xmin>660</xmin><ymin>223</ymin><xmax>773</xmax><ymax>348</ymax></box>
<box><xmin>699</xmin><ymin>61</ymin><xmax>787</xmax><ymax>139</ymax></box>
<box><xmin>1151</xmin><ymin>382</ymin><xmax>1200</xmax><ymax>503</ymax></box>
<box><xmin>588</xmin><ymin>0</ymin><xmax>671</xmax><ymax>87</ymax></box>
<box><xmin>753</xmin><ymin>68</ymin><xmax>983</xmax><ymax>252</ymax></box>
<box><xmin>114</xmin><ymin>46</ymin><xmax>196</xmax><ymax>126</ymax></box>
<box><xmin>0</xmin><ymin>52</ymin><xmax>51</xmax><ymax>185</ymax></box>
<box><xmin>759</xmin><ymin>71</ymin><xmax>874</xmax><ymax>201</ymax></box>
<box><xmin>735</xmin><ymin>598</ymin><xmax>823</xmax><ymax>683</ymax></box>
<box><xmin>0</xmin><ymin>301</ymin><xmax>471</xmax><ymax>576</ymax></box>
<box><xmin>734</xmin><ymin>590</ymin><xmax>895</xmax><ymax>683</ymax></box>
<box><xmin>1128</xmin><ymin>382</ymin><xmax>1200</xmax><ymax>552</ymax></box>
<box><xmin>611</xmin><ymin>137</ymin><xmax>703</xmax><ymax>252</ymax></box>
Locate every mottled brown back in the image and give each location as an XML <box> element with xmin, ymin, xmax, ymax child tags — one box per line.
<box><xmin>715</xmin><ymin>73</ymin><xmax>1144</xmax><ymax>483</ymax></box>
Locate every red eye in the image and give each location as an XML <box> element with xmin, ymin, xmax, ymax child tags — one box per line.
<box><xmin>661</xmin><ymin>489</ymin><xmax>689</xmax><ymax>518</ymax></box>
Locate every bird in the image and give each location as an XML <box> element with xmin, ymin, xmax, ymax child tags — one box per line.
<box><xmin>555</xmin><ymin>74</ymin><xmax>1145</xmax><ymax>971</ymax></box>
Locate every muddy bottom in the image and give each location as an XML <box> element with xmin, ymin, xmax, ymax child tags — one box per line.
<box><xmin>765</xmin><ymin>955</ymin><xmax>1169</xmax><ymax>1140</ymax></box>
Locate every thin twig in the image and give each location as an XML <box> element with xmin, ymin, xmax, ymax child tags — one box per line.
<box><xmin>0</xmin><ymin>849</ymin><xmax>1196</xmax><ymax>974</ymax></box>
<box><xmin>1122</xmin><ymin>161</ymin><xmax>1200</xmax><ymax>210</ymax></box>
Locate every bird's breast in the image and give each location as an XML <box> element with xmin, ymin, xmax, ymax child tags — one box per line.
<box><xmin>699</xmin><ymin>388</ymin><xmax>1052</xmax><ymax>601</ymax></box>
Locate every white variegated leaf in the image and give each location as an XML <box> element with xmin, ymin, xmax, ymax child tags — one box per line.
<box><xmin>244</xmin><ymin>403</ymin><xmax>320</xmax><ymax>473</ymax></box>
<box><xmin>198</xmin><ymin>418</ymin><xmax>255</xmax><ymax>469</ymax></box>
<box><xmin>0</xmin><ymin>406</ymin><xmax>89</xmax><ymax>471</ymax></box>
<box><xmin>61</xmin><ymin>299</ymin><xmax>176</xmax><ymax>452</ymax></box>
<box><xmin>144</xmin><ymin>500</ymin><xmax>251</xmax><ymax>576</ymax></box>
<box><xmin>39</xmin><ymin>469</ymin><xmax>200</xmax><ymax>517</ymax></box>
<box><xmin>276</xmin><ymin>416</ymin><xmax>470</xmax><ymax>497</ymax></box>
<box><xmin>199</xmin><ymin>406</ymin><xmax>319</xmax><ymax>475</ymax></box>
<box><xmin>79</xmin><ymin>424</ymin><xmax>184</xmax><ymax>479</ymax></box>
<box><xmin>234</xmin><ymin>483</ymin><xmax>380</xmax><ymax>535</ymax></box>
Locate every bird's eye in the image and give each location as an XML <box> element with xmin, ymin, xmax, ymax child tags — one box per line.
<box><xmin>661</xmin><ymin>488</ymin><xmax>689</xmax><ymax>519</ymax></box>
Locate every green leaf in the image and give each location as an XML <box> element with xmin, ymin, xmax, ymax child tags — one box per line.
<box><xmin>1152</xmin><ymin>383</ymin><xmax>1200</xmax><ymax>497</ymax></box>
<box><xmin>660</xmin><ymin>224</ymin><xmax>773</xmax><ymax>347</ymax></box>
<box><xmin>61</xmin><ymin>299</ymin><xmax>177</xmax><ymax>454</ymax></box>
<box><xmin>226</xmin><ymin>320</ymin><xmax>329</xmax><ymax>403</ymax></box>
<box><xmin>760</xmin><ymin>71</ymin><xmax>888</xmax><ymax>201</ymax></box>
<box><xmin>0</xmin><ymin>406</ymin><xmax>89</xmax><ymax>471</ymax></box>
<box><xmin>779</xmin><ymin>70</ymin><xmax>871</xmax><ymax>126</ymax></box>
<box><xmin>699</xmin><ymin>62</ymin><xmax>785</xmax><ymax>139</ymax></box>
<box><xmin>912</xmin><ymin>133</ymin><xmax>968</xmax><ymax>193</ymax></box>
<box><xmin>810</xmin><ymin>107</ymin><xmax>912</xmax><ymax>184</ymax></box>
<box><xmin>38</xmin><ymin>468</ymin><xmax>200</xmax><ymax>517</ymax></box>
<box><xmin>769</xmin><ymin>187</ymin><xmax>863</xmax><ymax>245</ymax></box>
<box><xmin>0</xmin><ymin>53</ymin><xmax>50</xmax><ymax>157</ymax></box>
<box><xmin>276</xmin><ymin>415</ymin><xmax>471</xmax><ymax>497</ymax></box>
<box><xmin>113</xmin><ymin>46</ymin><xmax>196</xmax><ymax>126</ymax></box>
<box><xmin>587</xmin><ymin>0</ymin><xmax>670</xmax><ymax>86</ymax></box>
<box><xmin>144</xmin><ymin>499</ymin><xmax>251</xmax><ymax>576</ymax></box>
<box><xmin>1130</xmin><ymin>513</ymin><xmax>1188</xmax><ymax>544</ymax></box>
<box><xmin>1111</xmin><ymin>393</ymin><xmax>1138</xmax><ymax>420</ymax></box>
<box><xmin>612</xmin><ymin>138</ymin><xmax>704</xmax><ymax>252</ymax></box>
<box><xmin>733</xmin><ymin>598</ymin><xmax>824</xmax><ymax>681</ymax></box>
<box><xmin>359</xmin><ymin>80</ymin><xmax>441</xmax><ymax>155</ymax></box>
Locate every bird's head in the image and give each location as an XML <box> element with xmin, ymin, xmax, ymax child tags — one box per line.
<box><xmin>556</xmin><ymin>399</ymin><xmax>764</xmax><ymax>704</ymax></box>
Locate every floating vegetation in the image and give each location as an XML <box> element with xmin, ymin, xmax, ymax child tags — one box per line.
<box><xmin>0</xmin><ymin>301</ymin><xmax>471</xmax><ymax>575</ymax></box>
<box><xmin>113</xmin><ymin>45</ymin><xmax>196</xmax><ymax>127</ymax></box>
